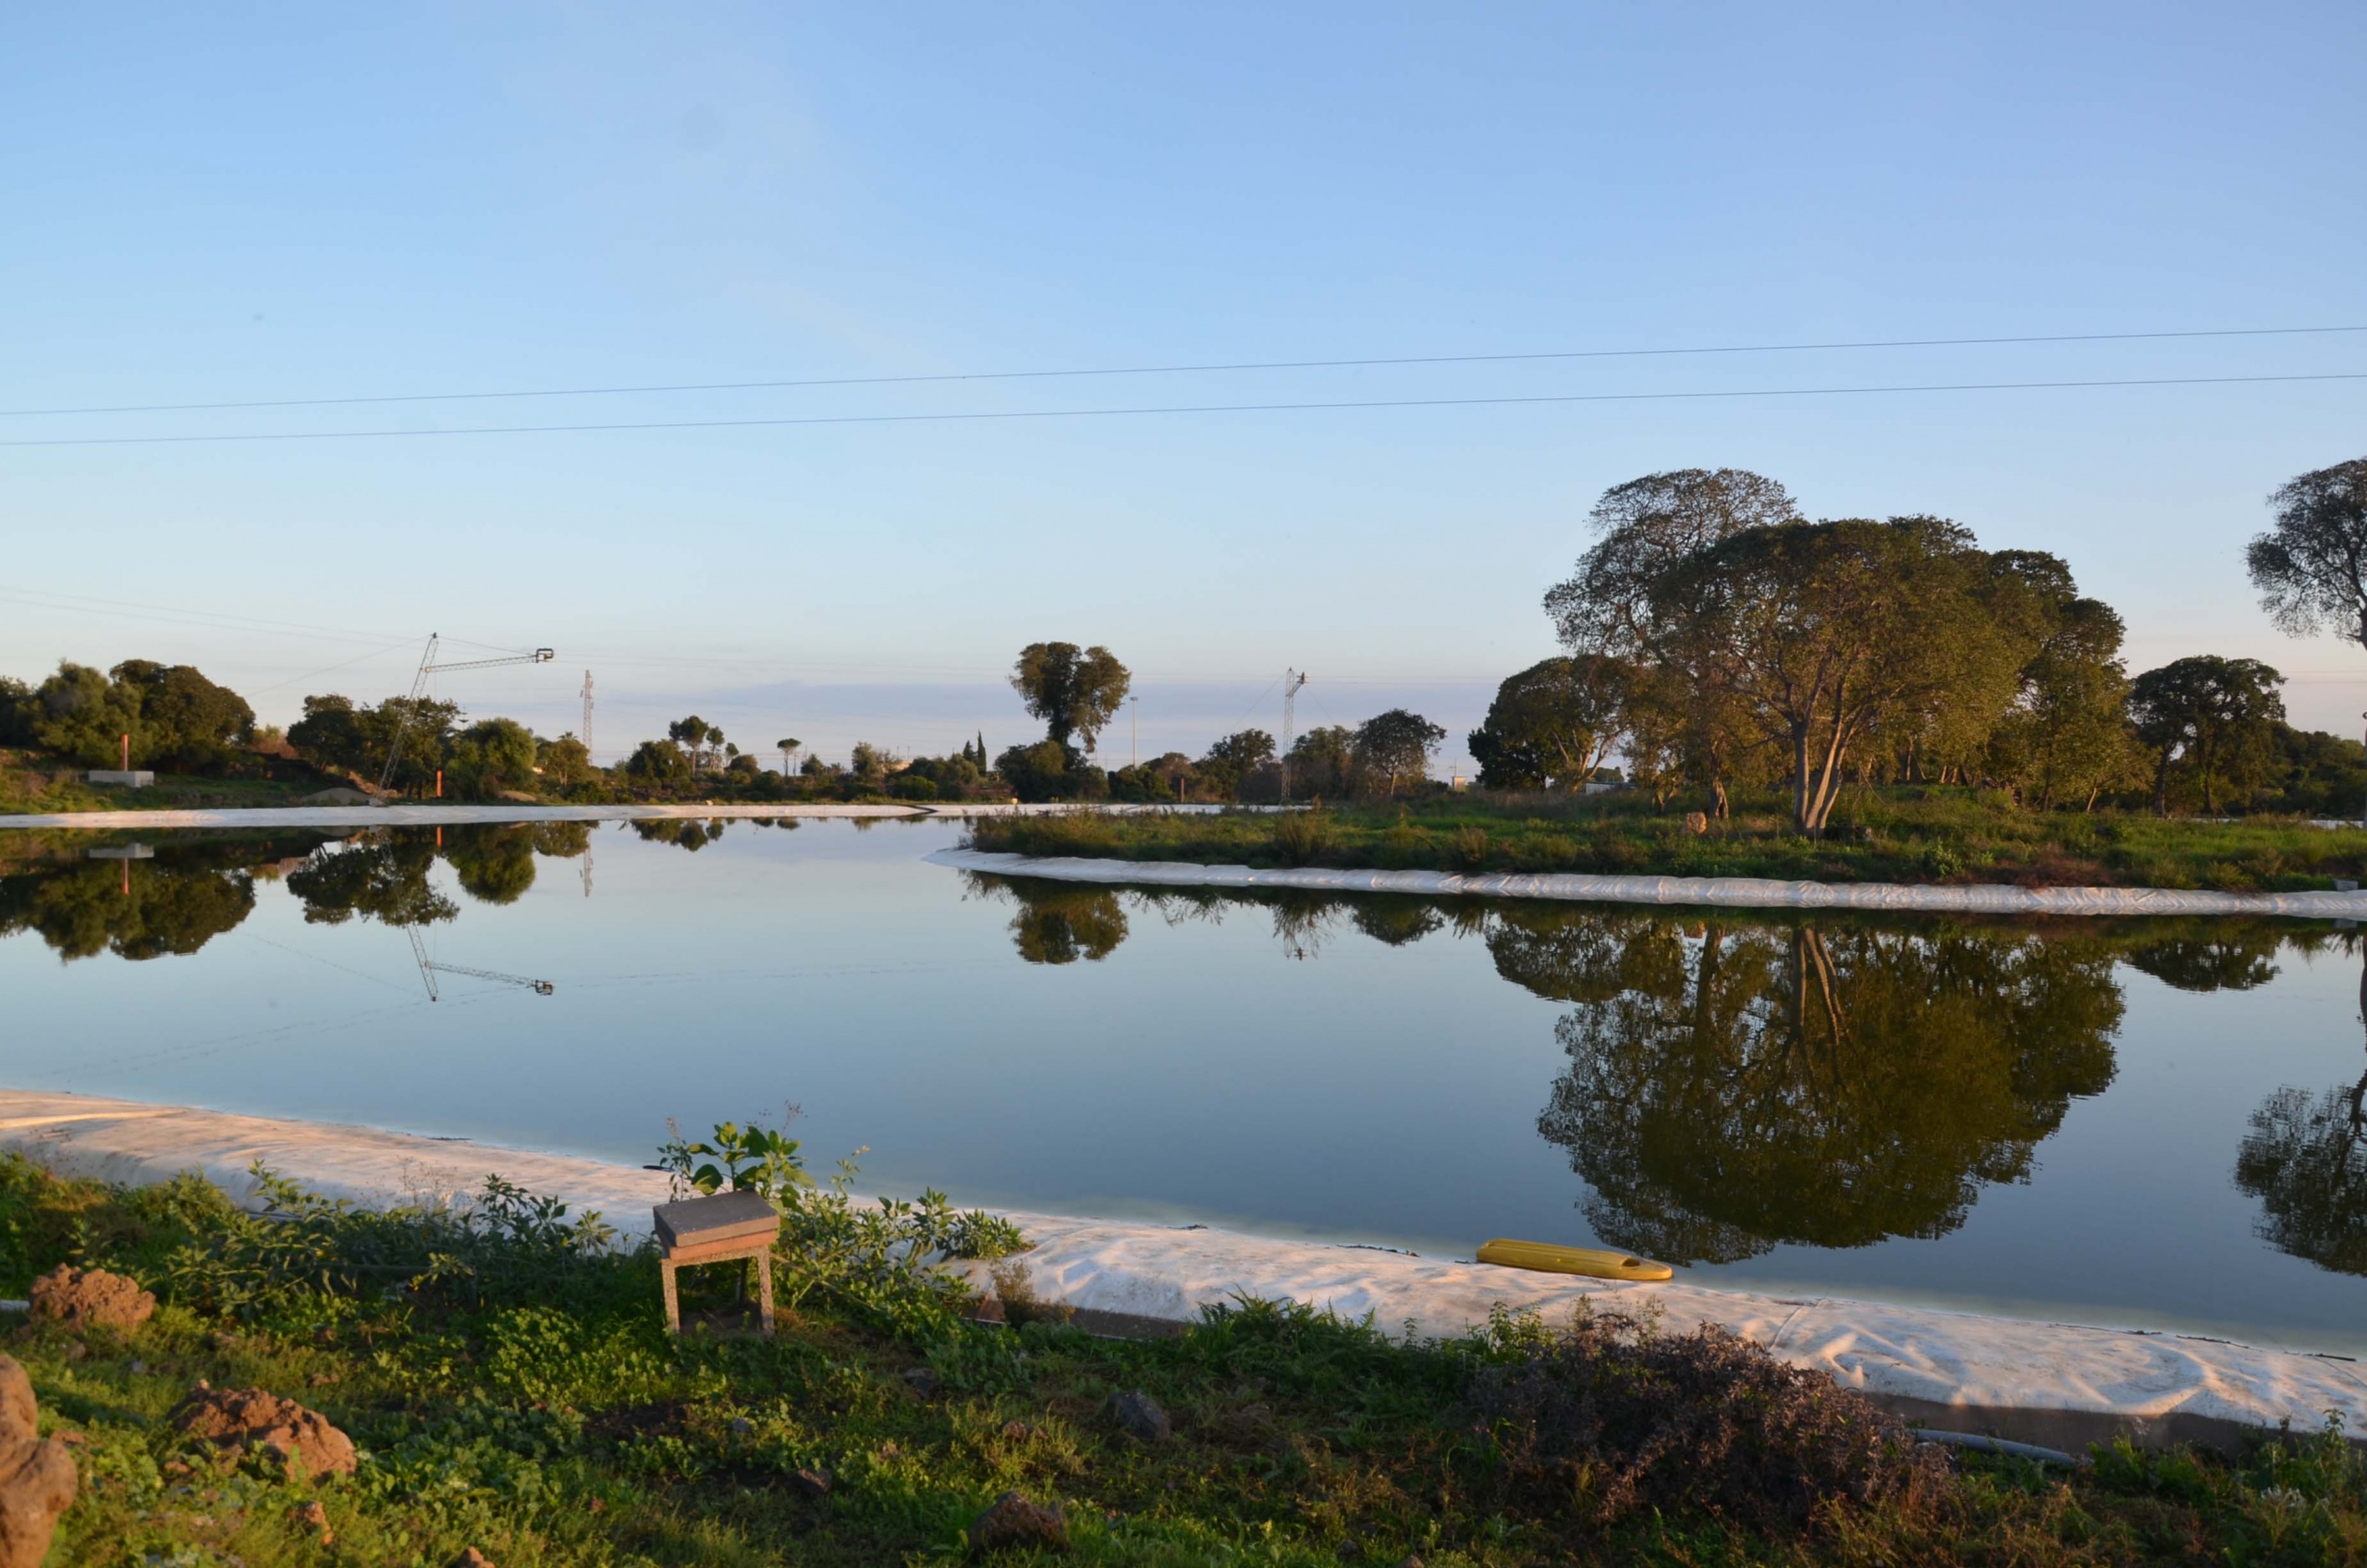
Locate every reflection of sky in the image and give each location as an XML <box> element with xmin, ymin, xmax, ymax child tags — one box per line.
<box><xmin>6</xmin><ymin>818</ymin><xmax>2366</xmax><ymax>1354</ymax></box>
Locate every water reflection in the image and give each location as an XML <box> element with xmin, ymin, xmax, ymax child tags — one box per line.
<box><xmin>1527</xmin><ymin>917</ymin><xmax>2120</xmax><ymax>1263</ymax></box>
<box><xmin>972</xmin><ymin>872</ymin><xmax>2367</xmax><ymax>1276</ymax></box>
<box><xmin>2236</xmin><ymin>949</ymin><xmax>2367</xmax><ymax>1277</ymax></box>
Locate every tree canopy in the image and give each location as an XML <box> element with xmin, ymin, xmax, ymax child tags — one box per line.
<box><xmin>1012</xmin><ymin>643</ymin><xmax>1130</xmax><ymax>753</ymax></box>
<box><xmin>1353</xmin><ymin>710</ymin><xmax>1445</xmax><ymax>798</ymax></box>
<box><xmin>1467</xmin><ymin>656</ymin><xmax>1632</xmax><ymax>790</ymax></box>
<box><xmin>2248</xmin><ymin>456</ymin><xmax>2367</xmax><ymax>651</ymax></box>
<box><xmin>2128</xmin><ymin>655</ymin><xmax>2286</xmax><ymax>815</ymax></box>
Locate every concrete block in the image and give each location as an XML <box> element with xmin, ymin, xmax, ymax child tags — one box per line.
<box><xmin>85</xmin><ymin>770</ymin><xmax>155</xmax><ymax>787</ymax></box>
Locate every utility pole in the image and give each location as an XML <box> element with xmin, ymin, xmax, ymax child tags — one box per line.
<box><xmin>581</xmin><ymin>670</ymin><xmax>595</xmax><ymax>761</ymax></box>
<box><xmin>1281</xmin><ymin>668</ymin><xmax>1309</xmax><ymax>798</ymax></box>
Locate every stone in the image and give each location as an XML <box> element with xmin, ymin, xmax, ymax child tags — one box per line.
<box><xmin>901</xmin><ymin>1366</ymin><xmax>941</xmax><ymax>1396</ymax></box>
<box><xmin>0</xmin><ymin>1356</ymin><xmax>78</xmax><ymax>1568</ymax></box>
<box><xmin>292</xmin><ymin>1498</ymin><xmax>331</xmax><ymax>1543</ymax></box>
<box><xmin>1108</xmin><ymin>1389</ymin><xmax>1171</xmax><ymax>1442</ymax></box>
<box><xmin>28</xmin><ymin>1266</ymin><xmax>155</xmax><ymax>1335</ymax></box>
<box><xmin>170</xmin><ymin>1382</ymin><xmax>357</xmax><ymax>1479</ymax></box>
<box><xmin>450</xmin><ymin>1551</ymin><xmax>494</xmax><ymax>1568</ymax></box>
<box><xmin>970</xmin><ymin>1491</ymin><xmax>1068</xmax><ymax>1555</ymax></box>
<box><xmin>1683</xmin><ymin>811</ymin><xmax>1709</xmax><ymax>835</ymax></box>
<box><xmin>301</xmin><ymin>787</ymin><xmax>374</xmax><ymax>805</ymax></box>
<box><xmin>791</xmin><ymin>1466</ymin><xmax>832</xmax><ymax>1499</ymax></box>
<box><xmin>727</xmin><ymin>1415</ymin><xmax>754</xmax><ymax>1439</ymax></box>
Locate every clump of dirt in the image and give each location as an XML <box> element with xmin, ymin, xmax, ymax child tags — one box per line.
<box><xmin>28</xmin><ymin>1265</ymin><xmax>154</xmax><ymax>1335</ymax></box>
<box><xmin>0</xmin><ymin>1354</ymin><xmax>78</xmax><ymax>1568</ymax></box>
<box><xmin>169</xmin><ymin>1381</ymin><xmax>356</xmax><ymax>1479</ymax></box>
<box><xmin>1467</xmin><ymin>1308</ymin><xmax>1944</xmax><ymax>1533</ymax></box>
<box><xmin>969</xmin><ymin>1491</ymin><xmax>1068</xmax><ymax>1554</ymax></box>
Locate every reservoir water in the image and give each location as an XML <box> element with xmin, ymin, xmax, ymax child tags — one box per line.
<box><xmin>8</xmin><ymin>817</ymin><xmax>2367</xmax><ymax>1354</ymax></box>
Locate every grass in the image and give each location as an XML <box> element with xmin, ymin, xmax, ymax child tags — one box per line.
<box><xmin>11</xmin><ymin>1152</ymin><xmax>2367</xmax><ymax>1566</ymax></box>
<box><xmin>0</xmin><ymin>748</ymin><xmax>332</xmax><ymax>815</ymax></box>
<box><xmin>966</xmin><ymin>789</ymin><xmax>2367</xmax><ymax>892</ymax></box>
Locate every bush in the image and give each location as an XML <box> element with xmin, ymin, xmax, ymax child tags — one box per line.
<box><xmin>1269</xmin><ymin>810</ymin><xmax>1333</xmax><ymax>864</ymax></box>
<box><xmin>1468</xmin><ymin>1305</ymin><xmax>1943</xmax><ymax>1532</ymax></box>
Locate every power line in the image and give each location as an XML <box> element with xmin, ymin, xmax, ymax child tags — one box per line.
<box><xmin>5</xmin><ymin>323</ymin><xmax>2361</xmax><ymax>419</ymax></box>
<box><xmin>5</xmin><ymin>370</ymin><xmax>2362</xmax><ymax>450</ymax></box>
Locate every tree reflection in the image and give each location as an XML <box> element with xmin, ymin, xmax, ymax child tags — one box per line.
<box><xmin>0</xmin><ymin>860</ymin><xmax>256</xmax><ymax>962</ymax></box>
<box><xmin>1515</xmin><ymin>912</ymin><xmax>2122</xmax><ymax>1264</ymax></box>
<box><xmin>2235</xmin><ymin>940</ymin><xmax>2367</xmax><ymax>1277</ymax></box>
<box><xmin>443</xmin><ymin>827</ymin><xmax>537</xmax><ymax>905</ymax></box>
<box><xmin>632</xmin><ymin>818</ymin><xmax>726</xmax><ymax>851</ymax></box>
<box><xmin>1004</xmin><ymin>882</ymin><xmax>1129</xmax><ymax>964</ymax></box>
<box><xmin>287</xmin><ymin>837</ymin><xmax>456</xmax><ymax>926</ymax></box>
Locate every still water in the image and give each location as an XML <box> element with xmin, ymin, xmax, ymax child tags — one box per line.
<box><xmin>7</xmin><ymin>818</ymin><xmax>2367</xmax><ymax>1353</ymax></box>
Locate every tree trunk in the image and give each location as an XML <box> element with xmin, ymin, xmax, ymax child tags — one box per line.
<box><xmin>1792</xmin><ymin>726</ymin><xmax>1812</xmax><ymax>834</ymax></box>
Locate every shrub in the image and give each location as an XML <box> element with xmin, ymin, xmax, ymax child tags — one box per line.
<box><xmin>1447</xmin><ymin>826</ymin><xmax>1492</xmax><ymax>870</ymax></box>
<box><xmin>1269</xmin><ymin>811</ymin><xmax>1333</xmax><ymax>865</ymax></box>
<box><xmin>1467</xmin><ymin>1305</ymin><xmax>1943</xmax><ymax>1533</ymax></box>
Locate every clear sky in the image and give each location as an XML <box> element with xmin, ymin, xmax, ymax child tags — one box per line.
<box><xmin>4</xmin><ymin>3</ymin><xmax>2363</xmax><ymax>769</ymax></box>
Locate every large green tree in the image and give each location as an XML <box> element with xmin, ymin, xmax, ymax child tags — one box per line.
<box><xmin>1545</xmin><ymin>469</ymin><xmax>1800</xmax><ymax>656</ymax></box>
<box><xmin>2247</xmin><ymin>457</ymin><xmax>2367</xmax><ymax>652</ymax></box>
<box><xmin>1652</xmin><ymin>518</ymin><xmax>2031</xmax><ymax>835</ymax></box>
<box><xmin>2127</xmin><ymin>655</ymin><xmax>2286</xmax><ymax>815</ymax></box>
<box><xmin>1352</xmin><ymin>709</ymin><xmax>1445</xmax><ymax>799</ymax></box>
<box><xmin>1011</xmin><ymin>643</ymin><xmax>1130</xmax><ymax>753</ymax></box>
<box><xmin>108</xmin><ymin>661</ymin><xmax>255</xmax><ymax>768</ymax></box>
<box><xmin>1986</xmin><ymin>597</ymin><xmax>2147</xmax><ymax>809</ymax></box>
<box><xmin>30</xmin><ymin>662</ymin><xmax>148</xmax><ymax>766</ymax></box>
<box><xmin>1467</xmin><ymin>656</ymin><xmax>1633</xmax><ymax>790</ymax></box>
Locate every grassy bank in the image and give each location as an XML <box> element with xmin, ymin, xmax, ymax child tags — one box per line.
<box><xmin>0</xmin><ymin>748</ymin><xmax>331</xmax><ymax>815</ymax></box>
<box><xmin>13</xmin><ymin>1152</ymin><xmax>2367</xmax><ymax>1566</ymax></box>
<box><xmin>965</xmin><ymin>790</ymin><xmax>2367</xmax><ymax>892</ymax></box>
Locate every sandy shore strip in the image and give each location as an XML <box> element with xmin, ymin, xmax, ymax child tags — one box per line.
<box><xmin>3</xmin><ymin>1089</ymin><xmax>2360</xmax><ymax>1452</ymax></box>
<box><xmin>928</xmin><ymin>847</ymin><xmax>2367</xmax><ymax>918</ymax></box>
<box><xmin>0</xmin><ymin>802</ymin><xmax>1236</xmax><ymax>831</ymax></box>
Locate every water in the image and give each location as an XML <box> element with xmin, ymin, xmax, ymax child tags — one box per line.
<box><xmin>8</xmin><ymin>817</ymin><xmax>2367</xmax><ymax>1353</ymax></box>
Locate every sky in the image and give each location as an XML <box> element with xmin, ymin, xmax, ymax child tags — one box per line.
<box><xmin>3</xmin><ymin>3</ymin><xmax>2364</xmax><ymax>770</ymax></box>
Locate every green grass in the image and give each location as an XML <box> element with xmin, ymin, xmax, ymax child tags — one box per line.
<box><xmin>0</xmin><ymin>749</ymin><xmax>331</xmax><ymax>815</ymax></box>
<box><xmin>967</xmin><ymin>789</ymin><xmax>2367</xmax><ymax>892</ymax></box>
<box><xmin>11</xmin><ymin>1154</ymin><xmax>2367</xmax><ymax>1565</ymax></box>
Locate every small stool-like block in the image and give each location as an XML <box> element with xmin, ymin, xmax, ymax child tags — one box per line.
<box><xmin>653</xmin><ymin>1190</ymin><xmax>781</xmax><ymax>1337</ymax></box>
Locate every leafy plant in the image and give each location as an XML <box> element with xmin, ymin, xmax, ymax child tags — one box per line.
<box><xmin>656</xmin><ymin>1115</ymin><xmax>812</xmax><ymax>1202</ymax></box>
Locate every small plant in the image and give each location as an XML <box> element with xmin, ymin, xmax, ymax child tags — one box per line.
<box><xmin>657</xmin><ymin>1112</ymin><xmax>812</xmax><ymax>1202</ymax></box>
<box><xmin>1447</xmin><ymin>825</ymin><xmax>1492</xmax><ymax>870</ymax></box>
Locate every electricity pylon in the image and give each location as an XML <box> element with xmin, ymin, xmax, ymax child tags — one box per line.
<box><xmin>1280</xmin><ymin>668</ymin><xmax>1309</xmax><ymax>797</ymax></box>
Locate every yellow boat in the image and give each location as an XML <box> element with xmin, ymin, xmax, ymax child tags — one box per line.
<box><xmin>1476</xmin><ymin>1239</ymin><xmax>1674</xmax><ymax>1282</ymax></box>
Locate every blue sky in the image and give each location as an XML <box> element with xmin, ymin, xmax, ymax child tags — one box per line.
<box><xmin>4</xmin><ymin>3</ymin><xmax>2363</xmax><ymax>768</ymax></box>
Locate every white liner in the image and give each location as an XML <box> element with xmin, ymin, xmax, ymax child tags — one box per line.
<box><xmin>4</xmin><ymin>1090</ymin><xmax>2361</xmax><ymax>1451</ymax></box>
<box><xmin>0</xmin><ymin>803</ymin><xmax>1242</xmax><ymax>832</ymax></box>
<box><xmin>930</xmin><ymin>848</ymin><xmax>2367</xmax><ymax>918</ymax></box>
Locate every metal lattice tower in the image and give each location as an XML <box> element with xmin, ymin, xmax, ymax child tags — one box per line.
<box><xmin>581</xmin><ymin>669</ymin><xmax>595</xmax><ymax>760</ymax></box>
<box><xmin>1281</xmin><ymin>668</ymin><xmax>1309</xmax><ymax>795</ymax></box>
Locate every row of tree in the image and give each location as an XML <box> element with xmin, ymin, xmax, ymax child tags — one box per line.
<box><xmin>1467</xmin><ymin>461</ymin><xmax>2367</xmax><ymax>830</ymax></box>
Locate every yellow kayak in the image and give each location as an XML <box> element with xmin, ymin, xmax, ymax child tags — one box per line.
<box><xmin>1476</xmin><ymin>1239</ymin><xmax>1674</xmax><ymax>1282</ymax></box>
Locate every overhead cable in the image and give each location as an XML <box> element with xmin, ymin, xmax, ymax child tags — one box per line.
<box><xmin>3</xmin><ymin>370</ymin><xmax>2361</xmax><ymax>449</ymax></box>
<box><xmin>3</xmin><ymin>323</ymin><xmax>2361</xmax><ymax>419</ymax></box>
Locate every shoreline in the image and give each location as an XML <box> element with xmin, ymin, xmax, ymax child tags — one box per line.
<box><xmin>930</xmin><ymin>846</ymin><xmax>2367</xmax><ymax>917</ymax></box>
<box><xmin>5</xmin><ymin>1087</ymin><xmax>2361</xmax><ymax>1453</ymax></box>
<box><xmin>0</xmin><ymin>802</ymin><xmax>1243</xmax><ymax>831</ymax></box>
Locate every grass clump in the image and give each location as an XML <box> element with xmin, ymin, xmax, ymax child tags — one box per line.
<box><xmin>969</xmin><ymin>788</ymin><xmax>2367</xmax><ymax>891</ymax></box>
<box><xmin>10</xmin><ymin>1149</ymin><xmax>2367</xmax><ymax>1565</ymax></box>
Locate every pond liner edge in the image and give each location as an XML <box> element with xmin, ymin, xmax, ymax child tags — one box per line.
<box><xmin>1</xmin><ymin>1088</ymin><xmax>2361</xmax><ymax>1456</ymax></box>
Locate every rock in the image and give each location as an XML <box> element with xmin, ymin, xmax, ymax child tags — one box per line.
<box><xmin>970</xmin><ymin>1491</ymin><xmax>1068</xmax><ymax>1555</ymax></box>
<box><xmin>301</xmin><ymin>787</ymin><xmax>375</xmax><ymax>805</ymax></box>
<box><xmin>450</xmin><ymin>1551</ymin><xmax>494</xmax><ymax>1568</ymax></box>
<box><xmin>901</xmin><ymin>1366</ymin><xmax>940</xmax><ymax>1396</ymax></box>
<box><xmin>28</xmin><ymin>1266</ymin><xmax>155</xmax><ymax>1335</ymax></box>
<box><xmin>170</xmin><ymin>1382</ymin><xmax>356</xmax><ymax>1479</ymax></box>
<box><xmin>291</xmin><ymin>1498</ymin><xmax>331</xmax><ymax>1543</ymax></box>
<box><xmin>791</xmin><ymin>1466</ymin><xmax>831</xmax><ymax>1499</ymax></box>
<box><xmin>1683</xmin><ymin>811</ymin><xmax>1709</xmax><ymax>835</ymax></box>
<box><xmin>0</xmin><ymin>1356</ymin><xmax>78</xmax><ymax>1568</ymax></box>
<box><xmin>1108</xmin><ymin>1390</ymin><xmax>1171</xmax><ymax>1442</ymax></box>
